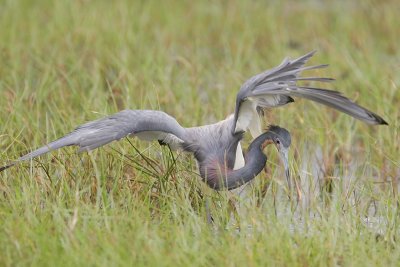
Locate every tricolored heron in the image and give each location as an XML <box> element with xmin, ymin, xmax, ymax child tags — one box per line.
<box><xmin>0</xmin><ymin>51</ymin><xmax>387</xmax><ymax>191</ymax></box>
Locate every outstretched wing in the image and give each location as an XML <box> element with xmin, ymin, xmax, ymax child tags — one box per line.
<box><xmin>1</xmin><ymin>110</ymin><xmax>186</xmax><ymax>171</ymax></box>
<box><xmin>232</xmin><ymin>51</ymin><xmax>387</xmax><ymax>136</ymax></box>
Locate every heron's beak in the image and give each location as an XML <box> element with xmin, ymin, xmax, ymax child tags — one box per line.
<box><xmin>278</xmin><ymin>147</ymin><xmax>291</xmax><ymax>191</ymax></box>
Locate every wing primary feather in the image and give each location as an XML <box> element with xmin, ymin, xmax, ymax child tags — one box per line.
<box><xmin>290</xmin><ymin>87</ymin><xmax>388</xmax><ymax>125</ymax></box>
<box><xmin>293</xmin><ymin>77</ymin><xmax>335</xmax><ymax>82</ymax></box>
<box><xmin>2</xmin><ymin>110</ymin><xmax>187</xmax><ymax>170</ymax></box>
<box><xmin>233</xmin><ymin>51</ymin><xmax>387</xmax><ymax>134</ymax></box>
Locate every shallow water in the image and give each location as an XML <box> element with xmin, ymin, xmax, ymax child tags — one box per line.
<box><xmin>230</xmin><ymin>144</ymin><xmax>399</xmax><ymax>235</ymax></box>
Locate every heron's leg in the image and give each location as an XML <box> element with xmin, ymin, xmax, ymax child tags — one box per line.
<box><xmin>227</xmin><ymin>193</ymin><xmax>241</xmax><ymax>230</ymax></box>
<box><xmin>227</xmin><ymin>186</ymin><xmax>250</xmax><ymax>230</ymax></box>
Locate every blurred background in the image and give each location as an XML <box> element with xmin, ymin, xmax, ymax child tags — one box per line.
<box><xmin>0</xmin><ymin>0</ymin><xmax>399</xmax><ymax>266</ymax></box>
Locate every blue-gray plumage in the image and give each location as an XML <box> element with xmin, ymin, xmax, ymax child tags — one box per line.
<box><xmin>232</xmin><ymin>51</ymin><xmax>387</xmax><ymax>136</ymax></box>
<box><xmin>1</xmin><ymin>51</ymin><xmax>387</xmax><ymax>191</ymax></box>
<box><xmin>194</xmin><ymin>125</ymin><xmax>290</xmax><ymax>190</ymax></box>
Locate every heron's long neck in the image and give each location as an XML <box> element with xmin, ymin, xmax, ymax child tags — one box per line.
<box><xmin>204</xmin><ymin>132</ymin><xmax>273</xmax><ymax>190</ymax></box>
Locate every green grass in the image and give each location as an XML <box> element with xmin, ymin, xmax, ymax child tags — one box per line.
<box><xmin>0</xmin><ymin>0</ymin><xmax>399</xmax><ymax>266</ymax></box>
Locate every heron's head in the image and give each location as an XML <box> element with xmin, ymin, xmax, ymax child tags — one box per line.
<box><xmin>261</xmin><ymin>125</ymin><xmax>291</xmax><ymax>152</ymax></box>
<box><xmin>261</xmin><ymin>125</ymin><xmax>291</xmax><ymax>189</ymax></box>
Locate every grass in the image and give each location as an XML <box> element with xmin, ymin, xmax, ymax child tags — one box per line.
<box><xmin>0</xmin><ymin>0</ymin><xmax>399</xmax><ymax>266</ymax></box>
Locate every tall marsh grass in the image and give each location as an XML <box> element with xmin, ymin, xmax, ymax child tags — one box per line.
<box><xmin>0</xmin><ymin>0</ymin><xmax>399</xmax><ymax>266</ymax></box>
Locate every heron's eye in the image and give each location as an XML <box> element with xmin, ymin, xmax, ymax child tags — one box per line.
<box><xmin>276</xmin><ymin>139</ymin><xmax>280</xmax><ymax>145</ymax></box>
